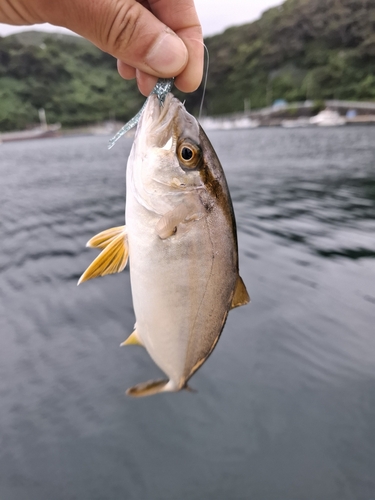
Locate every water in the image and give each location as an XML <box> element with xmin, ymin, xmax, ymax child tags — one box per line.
<box><xmin>0</xmin><ymin>127</ymin><xmax>375</xmax><ymax>499</ymax></box>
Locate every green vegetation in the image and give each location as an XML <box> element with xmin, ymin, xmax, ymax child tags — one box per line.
<box><xmin>204</xmin><ymin>0</ymin><xmax>375</xmax><ymax>114</ymax></box>
<box><xmin>1</xmin><ymin>0</ymin><xmax>375</xmax><ymax>130</ymax></box>
<box><xmin>0</xmin><ymin>32</ymin><xmax>143</xmax><ymax>131</ymax></box>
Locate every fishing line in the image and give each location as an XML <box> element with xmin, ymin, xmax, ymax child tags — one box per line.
<box><xmin>198</xmin><ymin>43</ymin><xmax>210</xmax><ymax>121</ymax></box>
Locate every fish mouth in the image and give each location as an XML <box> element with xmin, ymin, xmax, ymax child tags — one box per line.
<box><xmin>149</xmin><ymin>93</ymin><xmax>182</xmax><ymax>126</ymax></box>
<box><xmin>140</xmin><ymin>93</ymin><xmax>185</xmax><ymax>147</ymax></box>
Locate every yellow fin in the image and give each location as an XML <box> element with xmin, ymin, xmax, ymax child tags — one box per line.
<box><xmin>78</xmin><ymin>231</ymin><xmax>128</xmax><ymax>285</ymax></box>
<box><xmin>120</xmin><ymin>330</ymin><xmax>143</xmax><ymax>347</ymax></box>
<box><xmin>126</xmin><ymin>380</ymin><xmax>195</xmax><ymax>397</ymax></box>
<box><xmin>86</xmin><ymin>225</ymin><xmax>126</xmax><ymax>249</ymax></box>
<box><xmin>231</xmin><ymin>276</ymin><xmax>250</xmax><ymax>309</ymax></box>
<box><xmin>126</xmin><ymin>380</ymin><xmax>169</xmax><ymax>398</ymax></box>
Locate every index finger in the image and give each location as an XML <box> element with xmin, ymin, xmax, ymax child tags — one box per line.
<box><xmin>147</xmin><ymin>0</ymin><xmax>203</xmax><ymax>92</ymax></box>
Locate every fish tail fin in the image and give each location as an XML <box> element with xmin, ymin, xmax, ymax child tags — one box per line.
<box><xmin>126</xmin><ymin>380</ymin><xmax>170</xmax><ymax>398</ymax></box>
<box><xmin>183</xmin><ymin>384</ymin><xmax>197</xmax><ymax>394</ymax></box>
<box><xmin>126</xmin><ymin>380</ymin><xmax>195</xmax><ymax>397</ymax></box>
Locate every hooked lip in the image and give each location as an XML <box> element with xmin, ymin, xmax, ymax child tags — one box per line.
<box><xmin>144</xmin><ymin>93</ymin><xmax>184</xmax><ymax>139</ymax></box>
<box><xmin>137</xmin><ymin>93</ymin><xmax>183</xmax><ymax>148</ymax></box>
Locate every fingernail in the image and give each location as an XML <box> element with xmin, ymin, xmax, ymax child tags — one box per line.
<box><xmin>146</xmin><ymin>32</ymin><xmax>188</xmax><ymax>75</ymax></box>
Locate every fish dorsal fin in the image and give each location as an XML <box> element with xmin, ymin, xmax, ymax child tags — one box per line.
<box><xmin>86</xmin><ymin>225</ymin><xmax>126</xmax><ymax>249</ymax></box>
<box><xmin>78</xmin><ymin>228</ymin><xmax>128</xmax><ymax>285</ymax></box>
<box><xmin>126</xmin><ymin>380</ymin><xmax>169</xmax><ymax>397</ymax></box>
<box><xmin>120</xmin><ymin>329</ymin><xmax>143</xmax><ymax>347</ymax></box>
<box><xmin>231</xmin><ymin>276</ymin><xmax>250</xmax><ymax>309</ymax></box>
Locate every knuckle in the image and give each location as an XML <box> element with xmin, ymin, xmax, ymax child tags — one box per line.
<box><xmin>103</xmin><ymin>2</ymin><xmax>142</xmax><ymax>55</ymax></box>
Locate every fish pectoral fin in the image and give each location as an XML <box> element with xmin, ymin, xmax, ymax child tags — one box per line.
<box><xmin>126</xmin><ymin>380</ymin><xmax>170</xmax><ymax>397</ymax></box>
<box><xmin>156</xmin><ymin>196</ymin><xmax>204</xmax><ymax>240</ymax></box>
<box><xmin>86</xmin><ymin>225</ymin><xmax>126</xmax><ymax>249</ymax></box>
<box><xmin>231</xmin><ymin>275</ymin><xmax>250</xmax><ymax>309</ymax></box>
<box><xmin>78</xmin><ymin>232</ymin><xmax>128</xmax><ymax>285</ymax></box>
<box><xmin>120</xmin><ymin>329</ymin><xmax>143</xmax><ymax>347</ymax></box>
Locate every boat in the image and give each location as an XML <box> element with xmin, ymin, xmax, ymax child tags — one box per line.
<box><xmin>309</xmin><ymin>109</ymin><xmax>346</xmax><ymax>127</ymax></box>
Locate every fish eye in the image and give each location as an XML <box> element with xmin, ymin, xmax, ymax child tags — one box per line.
<box><xmin>181</xmin><ymin>147</ymin><xmax>193</xmax><ymax>161</ymax></box>
<box><xmin>177</xmin><ymin>141</ymin><xmax>201</xmax><ymax>169</ymax></box>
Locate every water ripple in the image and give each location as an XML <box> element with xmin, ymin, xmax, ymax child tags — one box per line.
<box><xmin>1</xmin><ymin>130</ymin><xmax>375</xmax><ymax>499</ymax></box>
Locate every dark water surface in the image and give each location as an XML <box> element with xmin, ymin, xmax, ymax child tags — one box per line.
<box><xmin>1</xmin><ymin>127</ymin><xmax>375</xmax><ymax>499</ymax></box>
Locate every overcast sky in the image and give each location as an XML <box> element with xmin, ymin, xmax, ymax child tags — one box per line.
<box><xmin>0</xmin><ymin>0</ymin><xmax>282</xmax><ymax>38</ymax></box>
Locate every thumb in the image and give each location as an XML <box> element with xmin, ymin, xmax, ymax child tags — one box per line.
<box><xmin>48</xmin><ymin>0</ymin><xmax>188</xmax><ymax>78</ymax></box>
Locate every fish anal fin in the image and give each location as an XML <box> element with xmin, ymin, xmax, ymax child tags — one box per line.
<box><xmin>231</xmin><ymin>275</ymin><xmax>250</xmax><ymax>309</ymax></box>
<box><xmin>126</xmin><ymin>380</ymin><xmax>169</xmax><ymax>398</ymax></box>
<box><xmin>87</xmin><ymin>226</ymin><xmax>126</xmax><ymax>249</ymax></box>
<box><xmin>78</xmin><ymin>232</ymin><xmax>128</xmax><ymax>285</ymax></box>
<box><xmin>120</xmin><ymin>329</ymin><xmax>143</xmax><ymax>347</ymax></box>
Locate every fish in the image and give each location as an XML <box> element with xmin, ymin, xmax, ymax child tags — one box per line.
<box><xmin>78</xmin><ymin>92</ymin><xmax>250</xmax><ymax>397</ymax></box>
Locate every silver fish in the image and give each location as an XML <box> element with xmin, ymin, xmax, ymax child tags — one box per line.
<box><xmin>79</xmin><ymin>93</ymin><xmax>249</xmax><ymax>397</ymax></box>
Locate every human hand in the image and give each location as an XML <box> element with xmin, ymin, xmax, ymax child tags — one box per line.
<box><xmin>0</xmin><ymin>0</ymin><xmax>203</xmax><ymax>95</ymax></box>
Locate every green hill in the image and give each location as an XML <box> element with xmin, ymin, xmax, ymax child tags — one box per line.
<box><xmin>204</xmin><ymin>0</ymin><xmax>375</xmax><ymax>114</ymax></box>
<box><xmin>6</xmin><ymin>30</ymin><xmax>85</xmax><ymax>47</ymax></box>
<box><xmin>1</xmin><ymin>0</ymin><xmax>375</xmax><ymax>131</ymax></box>
<box><xmin>0</xmin><ymin>31</ymin><xmax>143</xmax><ymax>131</ymax></box>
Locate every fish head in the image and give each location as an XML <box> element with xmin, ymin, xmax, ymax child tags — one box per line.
<box><xmin>134</xmin><ymin>93</ymin><xmax>205</xmax><ymax>195</ymax></box>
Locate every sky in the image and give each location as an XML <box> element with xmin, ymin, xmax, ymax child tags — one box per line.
<box><xmin>0</xmin><ymin>0</ymin><xmax>282</xmax><ymax>38</ymax></box>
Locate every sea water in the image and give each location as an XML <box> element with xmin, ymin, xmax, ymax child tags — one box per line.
<box><xmin>0</xmin><ymin>127</ymin><xmax>375</xmax><ymax>499</ymax></box>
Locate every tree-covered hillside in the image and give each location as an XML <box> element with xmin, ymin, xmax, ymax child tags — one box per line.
<box><xmin>204</xmin><ymin>0</ymin><xmax>375</xmax><ymax>114</ymax></box>
<box><xmin>0</xmin><ymin>32</ymin><xmax>143</xmax><ymax>131</ymax></box>
<box><xmin>1</xmin><ymin>0</ymin><xmax>375</xmax><ymax>130</ymax></box>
